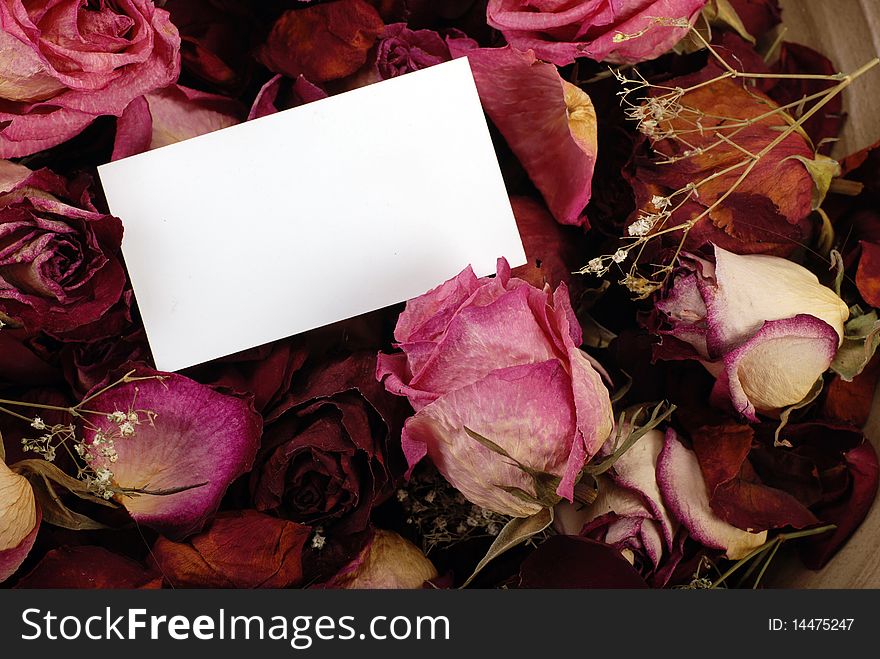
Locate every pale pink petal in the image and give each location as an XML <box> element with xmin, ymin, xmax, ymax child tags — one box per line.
<box><xmin>83</xmin><ymin>373</ymin><xmax>262</xmax><ymax>539</ymax></box>
<box><xmin>402</xmin><ymin>360</ymin><xmax>579</xmax><ymax>516</ymax></box>
<box><xmin>711</xmin><ymin>314</ymin><xmax>840</xmax><ymax>421</ymax></box>
<box><xmin>657</xmin><ymin>429</ymin><xmax>767</xmax><ymax>559</ymax></box>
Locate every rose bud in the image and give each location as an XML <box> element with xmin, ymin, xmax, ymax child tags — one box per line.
<box><xmin>326</xmin><ymin>530</ymin><xmax>438</xmax><ymax>589</ymax></box>
<box><xmin>0</xmin><ymin>459</ymin><xmax>40</xmax><ymax>583</ymax></box>
<box><xmin>375</xmin><ymin>24</ymin><xmax>452</xmax><ymax>79</ymax></box>
<box><xmin>378</xmin><ymin>258</ymin><xmax>614</xmax><ymax>517</ymax></box>
<box><xmin>486</xmin><ymin>0</ymin><xmax>707</xmax><ymax>66</ymax></box>
<box><xmin>654</xmin><ymin>244</ymin><xmax>849</xmax><ymax>420</ymax></box>
<box><xmin>554</xmin><ymin>429</ymin><xmax>682</xmax><ymax>586</ymax></box>
<box><xmin>0</xmin><ymin>0</ymin><xmax>180</xmax><ymax>157</ymax></box>
<box><xmin>0</xmin><ymin>161</ymin><xmax>126</xmax><ymax>337</ymax></box>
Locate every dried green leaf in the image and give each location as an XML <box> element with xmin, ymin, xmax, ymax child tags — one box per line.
<box><xmin>461</xmin><ymin>507</ymin><xmax>553</xmax><ymax>588</ymax></box>
<box><xmin>830</xmin><ymin>310</ymin><xmax>880</xmax><ymax>381</ymax></box>
<box><xmin>583</xmin><ymin>401</ymin><xmax>676</xmax><ymax>476</ymax></box>
<box><xmin>704</xmin><ymin>0</ymin><xmax>755</xmax><ymax>44</ymax></box>
<box><xmin>0</xmin><ymin>430</ymin><xmax>5</xmax><ymax>463</ymax></box>
<box><xmin>788</xmin><ymin>154</ymin><xmax>841</xmax><ymax>209</ymax></box>
<box><xmin>14</xmin><ymin>459</ymin><xmax>116</xmax><ymax>507</ymax></box>
<box><xmin>580</xmin><ymin>312</ymin><xmax>617</xmax><ymax>349</ymax></box>
<box><xmin>815</xmin><ymin>208</ymin><xmax>834</xmax><ymax>257</ymax></box>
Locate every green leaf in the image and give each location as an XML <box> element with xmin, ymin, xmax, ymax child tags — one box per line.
<box><xmin>815</xmin><ymin>208</ymin><xmax>834</xmax><ymax>257</ymax></box>
<box><xmin>788</xmin><ymin>154</ymin><xmax>841</xmax><ymax>209</ymax></box>
<box><xmin>461</xmin><ymin>507</ymin><xmax>554</xmax><ymax>588</ymax></box>
<box><xmin>580</xmin><ymin>311</ymin><xmax>617</xmax><ymax>349</ymax></box>
<box><xmin>774</xmin><ymin>377</ymin><xmax>823</xmax><ymax>445</ymax></box>
<box><xmin>583</xmin><ymin>401</ymin><xmax>676</xmax><ymax>477</ymax></box>
<box><xmin>830</xmin><ymin>310</ymin><xmax>880</xmax><ymax>381</ymax></box>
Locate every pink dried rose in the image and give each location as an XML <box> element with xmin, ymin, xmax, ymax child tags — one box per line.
<box><xmin>325</xmin><ymin>529</ymin><xmax>438</xmax><ymax>589</ymax></box>
<box><xmin>653</xmin><ymin>245</ymin><xmax>850</xmax><ymax>420</ymax></box>
<box><xmin>378</xmin><ymin>258</ymin><xmax>614</xmax><ymax>517</ymax></box>
<box><xmin>0</xmin><ymin>161</ymin><xmax>126</xmax><ymax>336</ymax></box>
<box><xmin>486</xmin><ymin>0</ymin><xmax>707</xmax><ymax>66</ymax></box>
<box><xmin>82</xmin><ymin>371</ymin><xmax>262</xmax><ymax>540</ymax></box>
<box><xmin>0</xmin><ymin>0</ymin><xmax>181</xmax><ymax>157</ymax></box>
<box><xmin>0</xmin><ymin>458</ymin><xmax>40</xmax><ymax>584</ymax></box>
<box><xmin>554</xmin><ymin>428</ymin><xmax>682</xmax><ymax>586</ymax></box>
<box><xmin>112</xmin><ymin>84</ymin><xmax>245</xmax><ymax>160</ymax></box>
<box><xmin>448</xmin><ymin>42</ymin><xmax>597</xmax><ymax>227</ymax></box>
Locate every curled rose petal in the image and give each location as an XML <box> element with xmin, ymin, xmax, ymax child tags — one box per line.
<box><xmin>657</xmin><ymin>429</ymin><xmax>767</xmax><ymax>559</ymax></box>
<box><xmin>712</xmin><ymin>315</ymin><xmax>840</xmax><ymax>421</ymax></box>
<box><xmin>14</xmin><ymin>546</ymin><xmax>161</xmax><ymax>589</ymax></box>
<box><xmin>83</xmin><ymin>373</ymin><xmax>262</xmax><ymax>539</ymax></box>
<box><xmin>325</xmin><ymin>529</ymin><xmax>438</xmax><ymax>589</ymax></box>
<box><xmin>247</xmin><ymin>75</ymin><xmax>327</xmax><ymax>120</ymax></box>
<box><xmin>151</xmin><ymin>510</ymin><xmax>311</xmax><ymax>588</ymax></box>
<box><xmin>856</xmin><ymin>241</ymin><xmax>880</xmax><ymax>308</ymax></box>
<box><xmin>448</xmin><ymin>43</ymin><xmax>597</xmax><ymax>226</ymax></box>
<box><xmin>112</xmin><ymin>85</ymin><xmax>245</xmax><ymax>160</ymax></box>
<box><xmin>510</xmin><ymin>196</ymin><xmax>579</xmax><ymax>288</ymax></box>
<box><xmin>0</xmin><ymin>460</ymin><xmax>39</xmax><ymax>584</ymax></box>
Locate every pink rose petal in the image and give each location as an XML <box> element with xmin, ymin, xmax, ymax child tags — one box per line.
<box><xmin>657</xmin><ymin>429</ymin><xmax>767</xmax><ymax>559</ymax></box>
<box><xmin>83</xmin><ymin>373</ymin><xmax>262</xmax><ymax>540</ymax></box>
<box><xmin>449</xmin><ymin>43</ymin><xmax>597</xmax><ymax>226</ymax></box>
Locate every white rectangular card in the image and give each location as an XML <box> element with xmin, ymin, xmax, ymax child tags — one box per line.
<box><xmin>98</xmin><ymin>58</ymin><xmax>526</xmax><ymax>372</ymax></box>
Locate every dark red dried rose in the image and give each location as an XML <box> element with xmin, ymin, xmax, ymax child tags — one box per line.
<box><xmin>518</xmin><ymin>535</ymin><xmax>649</xmax><ymax>588</ymax></box>
<box><xmin>0</xmin><ymin>162</ymin><xmax>126</xmax><ymax>336</ymax></box>
<box><xmin>252</xmin><ymin>352</ymin><xmax>408</xmax><ymax>535</ymax></box>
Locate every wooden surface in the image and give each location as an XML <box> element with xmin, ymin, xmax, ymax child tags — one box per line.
<box><xmin>768</xmin><ymin>0</ymin><xmax>880</xmax><ymax>587</ymax></box>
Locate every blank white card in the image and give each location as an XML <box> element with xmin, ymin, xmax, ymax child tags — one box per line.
<box><xmin>98</xmin><ymin>58</ymin><xmax>526</xmax><ymax>372</ymax></box>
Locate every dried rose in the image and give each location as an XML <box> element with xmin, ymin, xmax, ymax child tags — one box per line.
<box><xmin>82</xmin><ymin>371</ymin><xmax>262</xmax><ymax>539</ymax></box>
<box><xmin>326</xmin><ymin>530</ymin><xmax>438</xmax><ymax>589</ymax></box>
<box><xmin>375</xmin><ymin>23</ymin><xmax>451</xmax><ymax>79</ymax></box>
<box><xmin>554</xmin><ymin>428</ymin><xmax>682</xmax><ymax>586</ymax></box>
<box><xmin>653</xmin><ymin>245</ymin><xmax>849</xmax><ymax>420</ymax></box>
<box><xmin>151</xmin><ymin>510</ymin><xmax>311</xmax><ymax>588</ymax></box>
<box><xmin>486</xmin><ymin>0</ymin><xmax>707</xmax><ymax>66</ymax></box>
<box><xmin>0</xmin><ymin>0</ymin><xmax>180</xmax><ymax>157</ymax></box>
<box><xmin>378</xmin><ymin>258</ymin><xmax>614</xmax><ymax>517</ymax></box>
<box><xmin>0</xmin><ymin>458</ymin><xmax>40</xmax><ymax>584</ymax></box>
<box><xmin>248</xmin><ymin>75</ymin><xmax>327</xmax><ymax>120</ymax></box>
<box><xmin>112</xmin><ymin>85</ymin><xmax>245</xmax><ymax>160</ymax></box>
<box><xmin>0</xmin><ymin>161</ymin><xmax>126</xmax><ymax>336</ymax></box>
<box><xmin>252</xmin><ymin>352</ymin><xmax>408</xmax><ymax>534</ymax></box>
<box><xmin>448</xmin><ymin>42</ymin><xmax>597</xmax><ymax>227</ymax></box>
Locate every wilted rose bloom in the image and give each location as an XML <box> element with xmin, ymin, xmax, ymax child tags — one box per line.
<box><xmin>378</xmin><ymin>258</ymin><xmax>614</xmax><ymax>517</ymax></box>
<box><xmin>375</xmin><ymin>23</ymin><xmax>451</xmax><ymax>79</ymax></box>
<box><xmin>326</xmin><ymin>530</ymin><xmax>438</xmax><ymax>589</ymax></box>
<box><xmin>486</xmin><ymin>0</ymin><xmax>707</xmax><ymax>66</ymax></box>
<box><xmin>654</xmin><ymin>245</ymin><xmax>849</xmax><ymax>420</ymax></box>
<box><xmin>554</xmin><ymin>429</ymin><xmax>681</xmax><ymax>585</ymax></box>
<box><xmin>0</xmin><ymin>0</ymin><xmax>180</xmax><ymax>157</ymax></box>
<box><xmin>252</xmin><ymin>353</ymin><xmax>408</xmax><ymax>534</ymax></box>
<box><xmin>0</xmin><ymin>161</ymin><xmax>126</xmax><ymax>336</ymax></box>
<box><xmin>83</xmin><ymin>371</ymin><xmax>262</xmax><ymax>539</ymax></box>
<box><xmin>0</xmin><ymin>458</ymin><xmax>40</xmax><ymax>584</ymax></box>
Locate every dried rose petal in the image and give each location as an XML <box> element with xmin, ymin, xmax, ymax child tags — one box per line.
<box><xmin>83</xmin><ymin>372</ymin><xmax>262</xmax><ymax>539</ymax></box>
<box><xmin>326</xmin><ymin>530</ymin><xmax>438</xmax><ymax>589</ymax></box>
<box><xmin>0</xmin><ymin>460</ymin><xmax>39</xmax><ymax>584</ymax></box>
<box><xmin>448</xmin><ymin>43</ymin><xmax>597</xmax><ymax>227</ymax></box>
<box><xmin>14</xmin><ymin>546</ymin><xmax>161</xmax><ymax>589</ymax></box>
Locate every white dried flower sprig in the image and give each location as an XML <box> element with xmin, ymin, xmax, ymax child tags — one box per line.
<box><xmin>399</xmin><ymin>467</ymin><xmax>509</xmax><ymax>554</ymax></box>
<box><xmin>582</xmin><ymin>26</ymin><xmax>880</xmax><ymax>298</ymax></box>
<box><xmin>0</xmin><ymin>371</ymin><xmax>163</xmax><ymax>500</ymax></box>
